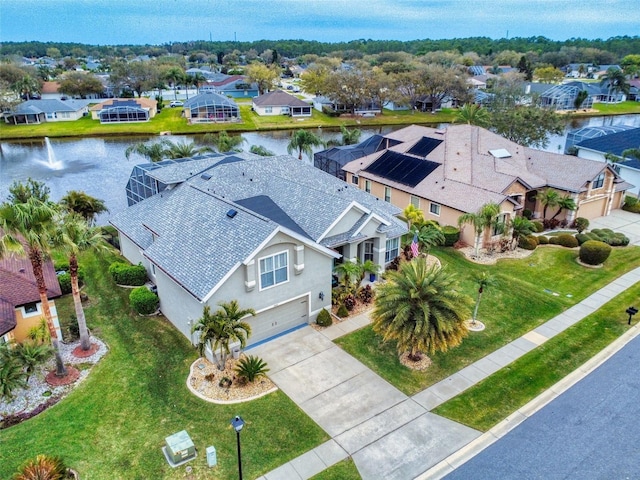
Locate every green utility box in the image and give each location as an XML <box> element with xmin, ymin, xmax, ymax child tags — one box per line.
<box><xmin>165</xmin><ymin>430</ymin><xmax>196</xmax><ymax>464</ymax></box>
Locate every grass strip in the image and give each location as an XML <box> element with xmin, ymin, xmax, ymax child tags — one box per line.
<box><xmin>432</xmin><ymin>282</ymin><xmax>640</xmax><ymax>431</ymax></box>
<box><xmin>310</xmin><ymin>458</ymin><xmax>361</xmax><ymax>480</ymax></box>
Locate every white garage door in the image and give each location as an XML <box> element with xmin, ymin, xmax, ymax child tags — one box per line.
<box><xmin>247</xmin><ymin>297</ymin><xmax>308</xmax><ymax>346</ymax></box>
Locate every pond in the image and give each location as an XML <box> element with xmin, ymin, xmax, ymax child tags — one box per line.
<box><xmin>1</xmin><ymin>115</ymin><xmax>638</xmax><ymax>224</ymax></box>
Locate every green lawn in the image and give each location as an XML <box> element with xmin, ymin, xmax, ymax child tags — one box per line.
<box><xmin>336</xmin><ymin>246</ymin><xmax>640</xmax><ymax>395</ymax></box>
<box><xmin>0</xmin><ymin>248</ymin><xmax>328</xmax><ymax>479</ymax></box>
<box><xmin>310</xmin><ymin>459</ymin><xmax>361</xmax><ymax>479</ymax></box>
<box><xmin>433</xmin><ymin>283</ymin><xmax>640</xmax><ymax>431</ymax></box>
<box><xmin>592</xmin><ymin>101</ymin><xmax>640</xmax><ymax>115</ymax></box>
<box><xmin>0</xmin><ymin>105</ymin><xmax>454</xmax><ymax>140</ymax></box>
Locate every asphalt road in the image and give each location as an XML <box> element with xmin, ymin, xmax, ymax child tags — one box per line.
<box><xmin>444</xmin><ymin>332</ymin><xmax>640</xmax><ymax>480</ymax></box>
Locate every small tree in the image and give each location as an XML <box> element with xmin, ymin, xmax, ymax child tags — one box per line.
<box><xmin>13</xmin><ymin>454</ymin><xmax>67</xmax><ymax>480</ymax></box>
<box><xmin>458</xmin><ymin>203</ymin><xmax>501</xmax><ymax>257</ymax></box>
<box><xmin>470</xmin><ymin>272</ymin><xmax>497</xmax><ymax>326</ymax></box>
<box><xmin>234</xmin><ymin>355</ymin><xmax>270</xmax><ymax>383</ymax></box>
<box><xmin>13</xmin><ymin>340</ymin><xmax>53</xmax><ymax>382</ymax></box>
<box><xmin>509</xmin><ymin>216</ymin><xmax>536</xmax><ymax>250</ymax></box>
<box><xmin>551</xmin><ymin>195</ymin><xmax>577</xmax><ymax>220</ymax></box>
<box><xmin>535</xmin><ymin>189</ymin><xmax>560</xmax><ymax>219</ymax></box>
<box><xmin>287</xmin><ymin>129</ymin><xmax>325</xmax><ymax>161</ymax></box>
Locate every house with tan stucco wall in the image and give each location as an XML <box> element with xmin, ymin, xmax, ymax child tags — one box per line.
<box><xmin>339</xmin><ymin>124</ymin><xmax>631</xmax><ymax>248</ymax></box>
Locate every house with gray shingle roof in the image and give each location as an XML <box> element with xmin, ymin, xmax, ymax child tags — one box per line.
<box><xmin>4</xmin><ymin>99</ymin><xmax>89</xmax><ymax>124</ymax></box>
<box><xmin>111</xmin><ymin>153</ymin><xmax>407</xmax><ymax>351</ymax></box>
<box><xmin>341</xmin><ymin>124</ymin><xmax>629</xmax><ymax>247</ymax></box>
<box><xmin>252</xmin><ymin>90</ymin><xmax>312</xmax><ymax>117</ymax></box>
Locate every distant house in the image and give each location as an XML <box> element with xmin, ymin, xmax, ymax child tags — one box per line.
<box><xmin>111</xmin><ymin>153</ymin><xmax>406</xmax><ymax>352</ymax></box>
<box><xmin>90</xmin><ymin>98</ymin><xmax>157</xmax><ymax>123</ymax></box>
<box><xmin>340</xmin><ymin>124</ymin><xmax>630</xmax><ymax>247</ymax></box>
<box><xmin>183</xmin><ymin>92</ymin><xmax>240</xmax><ymax>123</ymax></box>
<box><xmin>0</xmin><ymin>256</ymin><xmax>63</xmax><ymax>344</ymax></box>
<box><xmin>4</xmin><ymin>99</ymin><xmax>89</xmax><ymax>124</ymax></box>
<box><xmin>576</xmin><ymin>127</ymin><xmax>640</xmax><ymax>196</ymax></box>
<box><xmin>540</xmin><ymin>81</ymin><xmax>597</xmax><ymax>110</ymax></box>
<box><xmin>252</xmin><ymin>90</ymin><xmax>312</xmax><ymax>117</ymax></box>
<box><xmin>311</xmin><ymin>96</ymin><xmax>381</xmax><ymax>115</ymax></box>
<box><xmin>565</xmin><ymin>125</ymin><xmax>637</xmax><ymax>154</ymax></box>
<box><xmin>199</xmin><ymin>74</ymin><xmax>259</xmax><ymax>98</ymax></box>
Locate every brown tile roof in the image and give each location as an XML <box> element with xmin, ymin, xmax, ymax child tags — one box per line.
<box><xmin>252</xmin><ymin>90</ymin><xmax>310</xmax><ymax>108</ymax></box>
<box><xmin>41</xmin><ymin>81</ymin><xmax>61</xmax><ymax>94</ymax></box>
<box><xmin>0</xmin><ymin>256</ymin><xmax>62</xmax><ymax>336</ymax></box>
<box><xmin>343</xmin><ymin>124</ymin><xmax>619</xmax><ymax>213</ymax></box>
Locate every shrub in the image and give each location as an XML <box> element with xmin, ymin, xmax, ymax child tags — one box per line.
<box><xmin>579</xmin><ymin>240</ymin><xmax>612</xmax><ymax>265</ymax></box>
<box><xmin>442</xmin><ymin>225</ymin><xmax>460</xmax><ymax>246</ymax></box>
<box><xmin>556</xmin><ymin>234</ymin><xmax>579</xmax><ymax>248</ymax></box>
<box><xmin>575</xmin><ymin>233</ymin><xmax>591</xmax><ymax>245</ymax></box>
<box><xmin>357</xmin><ymin>284</ymin><xmax>374</xmax><ymax>304</ymax></box>
<box><xmin>316</xmin><ymin>308</ymin><xmax>333</xmax><ymax>327</ymax></box>
<box><xmin>129</xmin><ymin>287</ymin><xmax>158</xmax><ymax>314</ymax></box>
<box><xmin>542</xmin><ymin>218</ymin><xmax>560</xmax><ymax>230</ymax></box>
<box><xmin>622</xmin><ymin>195</ymin><xmax>640</xmax><ymax>213</ymax></box>
<box><xmin>522</xmin><ymin>209</ymin><xmax>533</xmax><ymax>219</ymax></box>
<box><xmin>343</xmin><ymin>294</ymin><xmax>357</xmax><ymax>311</ymax></box>
<box><xmin>548</xmin><ymin>236</ymin><xmax>560</xmax><ymax>245</ymax></box>
<box><xmin>532</xmin><ymin>221</ymin><xmax>544</xmax><ymax>233</ymax></box>
<box><xmin>518</xmin><ymin>235</ymin><xmax>537</xmax><ymax>250</ymax></box>
<box><xmin>336</xmin><ymin>304</ymin><xmax>349</xmax><ymax>318</ymax></box>
<box><xmin>109</xmin><ymin>262</ymin><xmax>147</xmax><ymax>286</ymax></box>
<box><xmin>572</xmin><ymin>217</ymin><xmax>589</xmax><ymax>233</ymax></box>
<box><xmin>54</xmin><ymin>261</ymin><xmax>69</xmax><ymax>272</ymax></box>
<box><xmin>57</xmin><ymin>273</ymin><xmax>72</xmax><ymax>295</ymax></box>
<box><xmin>14</xmin><ymin>454</ymin><xmax>67</xmax><ymax>480</ymax></box>
<box><xmin>101</xmin><ymin>225</ymin><xmax>120</xmax><ymax>249</ymax></box>
<box><xmin>234</xmin><ymin>355</ymin><xmax>269</xmax><ymax>383</ymax></box>
<box><xmin>588</xmin><ymin>229</ymin><xmax>630</xmax><ymax>246</ymax></box>
<box><xmin>537</xmin><ymin>235</ymin><xmax>549</xmax><ymax>245</ymax></box>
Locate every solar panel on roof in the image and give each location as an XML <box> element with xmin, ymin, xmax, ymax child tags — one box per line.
<box><xmin>364</xmin><ymin>151</ymin><xmax>440</xmax><ymax>187</ymax></box>
<box><xmin>407</xmin><ymin>137</ymin><xmax>442</xmax><ymax>157</ymax></box>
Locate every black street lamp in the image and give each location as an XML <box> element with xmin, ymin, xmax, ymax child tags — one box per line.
<box><xmin>231</xmin><ymin>415</ymin><xmax>245</xmax><ymax>480</ymax></box>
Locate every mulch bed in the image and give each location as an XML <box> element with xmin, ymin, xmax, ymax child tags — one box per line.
<box><xmin>45</xmin><ymin>366</ymin><xmax>80</xmax><ymax>387</ymax></box>
<box><xmin>72</xmin><ymin>342</ymin><xmax>99</xmax><ymax>358</ymax></box>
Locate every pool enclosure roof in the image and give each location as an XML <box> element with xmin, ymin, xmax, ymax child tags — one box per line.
<box><xmin>183</xmin><ymin>92</ymin><xmax>239</xmax><ymax>110</ymax></box>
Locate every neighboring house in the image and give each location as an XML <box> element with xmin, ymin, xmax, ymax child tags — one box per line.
<box><xmin>41</xmin><ymin>81</ymin><xmax>62</xmax><ymax>100</ymax></box>
<box><xmin>0</xmin><ymin>256</ymin><xmax>63</xmax><ymax>345</ymax></box>
<box><xmin>183</xmin><ymin>92</ymin><xmax>240</xmax><ymax>123</ymax></box>
<box><xmin>311</xmin><ymin>96</ymin><xmax>382</xmax><ymax>115</ymax></box>
<box><xmin>199</xmin><ymin>74</ymin><xmax>259</xmax><ymax>98</ymax></box>
<box><xmin>341</xmin><ymin>124</ymin><xmax>630</xmax><ymax>247</ymax></box>
<box><xmin>576</xmin><ymin>127</ymin><xmax>640</xmax><ymax>196</ymax></box>
<box><xmin>565</xmin><ymin>125</ymin><xmax>637</xmax><ymax>153</ymax></box>
<box><xmin>539</xmin><ymin>81</ymin><xmax>597</xmax><ymax>110</ymax></box>
<box><xmin>90</xmin><ymin>98</ymin><xmax>157</xmax><ymax>123</ymax></box>
<box><xmin>4</xmin><ymin>99</ymin><xmax>89</xmax><ymax>124</ymax></box>
<box><xmin>110</xmin><ymin>153</ymin><xmax>407</xmax><ymax>352</ymax></box>
<box><xmin>628</xmin><ymin>78</ymin><xmax>640</xmax><ymax>101</ymax></box>
<box><xmin>252</xmin><ymin>90</ymin><xmax>312</xmax><ymax>117</ymax></box>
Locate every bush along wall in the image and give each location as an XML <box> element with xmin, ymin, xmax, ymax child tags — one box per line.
<box><xmin>129</xmin><ymin>287</ymin><xmax>159</xmax><ymax>315</ymax></box>
<box><xmin>108</xmin><ymin>262</ymin><xmax>148</xmax><ymax>286</ymax></box>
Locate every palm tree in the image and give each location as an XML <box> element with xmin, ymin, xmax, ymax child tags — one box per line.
<box><xmin>0</xmin><ymin>197</ymin><xmax>67</xmax><ymax>376</ymax></box>
<box><xmin>457</xmin><ymin>202</ymin><xmax>501</xmax><ymax>257</ymax></box>
<box><xmin>192</xmin><ymin>72</ymin><xmax>207</xmax><ymax>94</ymax></box>
<box><xmin>287</xmin><ymin>129</ymin><xmax>325</xmax><ymax>161</ymax></box>
<box><xmin>164</xmin><ymin>140</ymin><xmax>213</xmax><ymax>159</ymax></box>
<box><xmin>59</xmin><ymin>191</ymin><xmax>108</xmax><ymax>226</ymax></box>
<box><xmin>535</xmin><ymin>189</ymin><xmax>560</xmax><ymax>219</ymax></box>
<box><xmin>600</xmin><ymin>67</ymin><xmax>629</xmax><ymax>102</ymax></box>
<box><xmin>202</xmin><ymin>131</ymin><xmax>246</xmax><ymax>153</ymax></box>
<box><xmin>333</xmin><ymin>260</ymin><xmax>363</xmax><ymax>292</ymax></box>
<box><xmin>53</xmin><ymin>213</ymin><xmax>108</xmax><ymax>351</ymax></box>
<box><xmin>12</xmin><ymin>74</ymin><xmax>40</xmax><ymax>100</ymax></box>
<box><xmin>340</xmin><ymin>125</ymin><xmax>362</xmax><ymax>145</ymax></box>
<box><xmin>574</xmin><ymin>90</ymin><xmax>589</xmax><ymax>110</ymax></box>
<box><xmin>508</xmin><ymin>215</ymin><xmax>535</xmax><ymax>250</ymax></box>
<box><xmin>454</xmin><ymin>103</ymin><xmax>491</xmax><ymax>127</ymax></box>
<box><xmin>0</xmin><ymin>344</ymin><xmax>27</xmax><ymax>399</ymax></box>
<box><xmin>371</xmin><ymin>258</ymin><xmax>472</xmax><ymax>362</ymax></box>
<box><xmin>14</xmin><ymin>454</ymin><xmax>67</xmax><ymax>480</ymax></box>
<box><xmin>622</xmin><ymin>148</ymin><xmax>640</xmax><ymax>161</ymax></box>
<box><xmin>249</xmin><ymin>145</ymin><xmax>275</xmax><ymax>156</ymax></box>
<box><xmin>124</xmin><ymin>140</ymin><xmax>171</xmax><ymax>163</ymax></box>
<box><xmin>402</xmin><ymin>204</ymin><xmax>424</xmax><ymax>231</ymax></box>
<box><xmin>551</xmin><ymin>195</ymin><xmax>577</xmax><ymax>220</ymax></box>
<box><xmin>164</xmin><ymin>67</ymin><xmax>184</xmax><ymax>100</ymax></box>
<box><xmin>470</xmin><ymin>271</ymin><xmax>497</xmax><ymax>326</ymax></box>
<box><xmin>414</xmin><ymin>223</ymin><xmax>445</xmax><ymax>255</ymax></box>
<box><xmin>192</xmin><ymin>301</ymin><xmax>254</xmax><ymax>370</ymax></box>
<box><xmin>13</xmin><ymin>340</ymin><xmax>53</xmax><ymax>381</ymax></box>
<box><xmin>7</xmin><ymin>178</ymin><xmax>50</xmax><ymax>204</ymax></box>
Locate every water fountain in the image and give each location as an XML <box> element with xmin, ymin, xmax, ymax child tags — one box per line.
<box><xmin>43</xmin><ymin>137</ymin><xmax>63</xmax><ymax>170</ymax></box>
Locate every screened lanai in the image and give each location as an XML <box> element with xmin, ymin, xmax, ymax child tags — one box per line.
<box><xmin>565</xmin><ymin>125</ymin><xmax>637</xmax><ymax>153</ymax></box>
<box><xmin>540</xmin><ymin>84</ymin><xmax>594</xmax><ymax>111</ymax></box>
<box><xmin>183</xmin><ymin>92</ymin><xmax>240</xmax><ymax>123</ymax></box>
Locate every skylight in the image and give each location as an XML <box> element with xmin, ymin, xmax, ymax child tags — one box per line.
<box><xmin>489</xmin><ymin>148</ymin><xmax>511</xmax><ymax>158</ymax></box>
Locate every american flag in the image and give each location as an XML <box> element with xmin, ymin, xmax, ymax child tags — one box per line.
<box><xmin>411</xmin><ymin>233</ymin><xmax>419</xmax><ymax>257</ymax></box>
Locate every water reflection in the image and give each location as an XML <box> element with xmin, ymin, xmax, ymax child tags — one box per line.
<box><xmin>1</xmin><ymin>115</ymin><xmax>637</xmax><ymax>224</ymax></box>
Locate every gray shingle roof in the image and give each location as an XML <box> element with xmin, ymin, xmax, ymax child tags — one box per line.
<box><xmin>14</xmin><ymin>99</ymin><xmax>85</xmax><ymax>114</ymax></box>
<box><xmin>112</xmin><ymin>154</ymin><xmax>405</xmax><ymax>300</ymax></box>
<box><xmin>252</xmin><ymin>90</ymin><xmax>311</xmax><ymax>108</ymax></box>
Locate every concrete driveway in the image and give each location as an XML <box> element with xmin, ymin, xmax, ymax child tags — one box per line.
<box><xmin>250</xmin><ymin>326</ymin><xmax>480</xmax><ymax>480</ymax></box>
<box><xmin>589</xmin><ymin>208</ymin><xmax>640</xmax><ymax>245</ymax></box>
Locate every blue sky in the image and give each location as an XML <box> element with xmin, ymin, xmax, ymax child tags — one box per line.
<box><xmin>1</xmin><ymin>0</ymin><xmax>638</xmax><ymax>45</ymax></box>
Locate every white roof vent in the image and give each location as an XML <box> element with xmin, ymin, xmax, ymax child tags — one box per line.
<box><xmin>489</xmin><ymin>148</ymin><xmax>512</xmax><ymax>158</ymax></box>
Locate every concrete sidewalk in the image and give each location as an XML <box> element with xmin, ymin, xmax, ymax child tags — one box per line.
<box><xmin>257</xmin><ymin>266</ymin><xmax>640</xmax><ymax>480</ymax></box>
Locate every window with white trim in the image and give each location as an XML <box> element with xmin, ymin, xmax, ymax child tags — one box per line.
<box><xmin>351</xmin><ymin>175</ymin><xmax>359</xmax><ymax>185</ymax></box>
<box><xmin>365</xmin><ymin>180</ymin><xmax>371</xmax><ymax>193</ymax></box>
<box><xmin>592</xmin><ymin>172</ymin><xmax>605</xmax><ymax>189</ymax></box>
<box><xmin>384</xmin><ymin>187</ymin><xmax>391</xmax><ymax>202</ymax></box>
<box><xmin>259</xmin><ymin>251</ymin><xmax>288</xmax><ymax>289</ymax></box>
<box><xmin>429</xmin><ymin>202</ymin><xmax>441</xmax><ymax>216</ymax></box>
<box><xmin>385</xmin><ymin>237</ymin><xmax>399</xmax><ymax>263</ymax></box>
<box><xmin>410</xmin><ymin>196</ymin><xmax>420</xmax><ymax>208</ymax></box>
<box><xmin>265</xmin><ymin>107</ymin><xmax>273</xmax><ymax>113</ymax></box>
<box><xmin>22</xmin><ymin>302</ymin><xmax>40</xmax><ymax>316</ymax></box>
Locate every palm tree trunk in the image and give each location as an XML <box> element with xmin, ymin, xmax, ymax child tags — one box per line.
<box><xmin>474</xmin><ymin>232</ymin><xmax>481</xmax><ymax>257</ymax></box>
<box><xmin>70</xmin><ymin>254</ymin><xmax>91</xmax><ymax>351</ymax></box>
<box><xmin>472</xmin><ymin>290</ymin><xmax>483</xmax><ymax>323</ymax></box>
<box><xmin>30</xmin><ymin>248</ymin><xmax>67</xmax><ymax>377</ymax></box>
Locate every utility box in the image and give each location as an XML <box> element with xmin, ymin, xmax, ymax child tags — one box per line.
<box><xmin>206</xmin><ymin>446</ymin><xmax>217</xmax><ymax>467</ymax></box>
<box><xmin>165</xmin><ymin>430</ymin><xmax>196</xmax><ymax>464</ymax></box>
